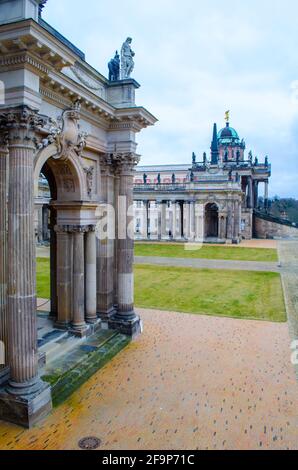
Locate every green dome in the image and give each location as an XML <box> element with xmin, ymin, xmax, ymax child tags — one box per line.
<box><xmin>218</xmin><ymin>124</ymin><xmax>240</xmax><ymax>144</ymax></box>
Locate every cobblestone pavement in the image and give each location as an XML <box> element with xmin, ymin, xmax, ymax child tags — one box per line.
<box><xmin>0</xmin><ymin>309</ymin><xmax>297</xmax><ymax>450</ymax></box>
<box><xmin>278</xmin><ymin>241</ymin><xmax>298</xmax><ymax>379</ymax></box>
<box><xmin>135</xmin><ymin>256</ymin><xmax>280</xmax><ymax>272</ymax></box>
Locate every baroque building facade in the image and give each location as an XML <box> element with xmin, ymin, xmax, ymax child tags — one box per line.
<box><xmin>134</xmin><ymin>118</ymin><xmax>271</xmax><ymax>243</ymax></box>
<box><xmin>0</xmin><ymin>0</ymin><xmax>156</xmax><ymax>427</ymax></box>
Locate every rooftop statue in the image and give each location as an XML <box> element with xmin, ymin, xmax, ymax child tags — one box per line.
<box><xmin>121</xmin><ymin>37</ymin><xmax>135</xmax><ymax>79</ymax></box>
<box><xmin>108</xmin><ymin>51</ymin><xmax>120</xmax><ymax>81</ymax></box>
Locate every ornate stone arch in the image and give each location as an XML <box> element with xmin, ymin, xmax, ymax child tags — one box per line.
<box><xmin>34</xmin><ymin>143</ymin><xmax>87</xmax><ymax>201</ymax></box>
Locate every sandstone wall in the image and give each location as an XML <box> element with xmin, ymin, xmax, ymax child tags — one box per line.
<box><xmin>254</xmin><ymin>216</ymin><xmax>298</xmax><ymax>239</ymax></box>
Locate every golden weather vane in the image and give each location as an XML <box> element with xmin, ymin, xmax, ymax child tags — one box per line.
<box><xmin>225</xmin><ymin>110</ymin><xmax>230</xmax><ymax>123</ymax></box>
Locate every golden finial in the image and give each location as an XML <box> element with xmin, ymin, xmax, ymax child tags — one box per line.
<box><xmin>225</xmin><ymin>110</ymin><xmax>230</xmax><ymax>123</ymax></box>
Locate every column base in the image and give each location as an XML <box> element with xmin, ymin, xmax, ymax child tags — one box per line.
<box><xmin>108</xmin><ymin>313</ymin><xmax>142</xmax><ymax>339</ymax></box>
<box><xmin>97</xmin><ymin>307</ymin><xmax>117</xmax><ymax>322</ymax></box>
<box><xmin>70</xmin><ymin>324</ymin><xmax>89</xmax><ymax>338</ymax></box>
<box><xmin>0</xmin><ymin>380</ymin><xmax>52</xmax><ymax>428</ymax></box>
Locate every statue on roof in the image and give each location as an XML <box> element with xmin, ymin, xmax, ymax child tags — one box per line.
<box><xmin>225</xmin><ymin>110</ymin><xmax>230</xmax><ymax>123</ymax></box>
<box><xmin>192</xmin><ymin>152</ymin><xmax>196</xmax><ymax>165</ymax></box>
<box><xmin>121</xmin><ymin>37</ymin><xmax>135</xmax><ymax>79</ymax></box>
<box><xmin>108</xmin><ymin>51</ymin><xmax>120</xmax><ymax>81</ymax></box>
<box><xmin>172</xmin><ymin>173</ymin><xmax>176</xmax><ymax>184</ymax></box>
<box><xmin>143</xmin><ymin>173</ymin><xmax>147</xmax><ymax>184</ymax></box>
<box><xmin>157</xmin><ymin>173</ymin><xmax>161</xmax><ymax>185</ymax></box>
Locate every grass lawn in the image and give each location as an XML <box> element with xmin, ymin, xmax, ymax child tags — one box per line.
<box><xmin>36</xmin><ymin>258</ymin><xmax>286</xmax><ymax>323</ymax></box>
<box><xmin>134</xmin><ymin>265</ymin><xmax>286</xmax><ymax>322</ymax></box>
<box><xmin>135</xmin><ymin>243</ymin><xmax>278</xmax><ymax>262</ymax></box>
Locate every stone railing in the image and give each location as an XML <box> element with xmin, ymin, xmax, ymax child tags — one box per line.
<box><xmin>254</xmin><ymin>209</ymin><xmax>298</xmax><ymax>228</ymax></box>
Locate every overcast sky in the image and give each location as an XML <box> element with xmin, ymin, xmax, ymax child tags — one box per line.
<box><xmin>43</xmin><ymin>0</ymin><xmax>298</xmax><ymax>198</ymax></box>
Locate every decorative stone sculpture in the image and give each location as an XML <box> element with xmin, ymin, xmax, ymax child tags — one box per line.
<box><xmin>143</xmin><ymin>173</ymin><xmax>147</xmax><ymax>184</ymax></box>
<box><xmin>108</xmin><ymin>51</ymin><xmax>120</xmax><ymax>81</ymax></box>
<box><xmin>172</xmin><ymin>173</ymin><xmax>176</xmax><ymax>184</ymax></box>
<box><xmin>121</xmin><ymin>38</ymin><xmax>135</xmax><ymax>79</ymax></box>
<box><xmin>192</xmin><ymin>152</ymin><xmax>196</xmax><ymax>165</ymax></box>
<box><xmin>157</xmin><ymin>173</ymin><xmax>161</xmax><ymax>185</ymax></box>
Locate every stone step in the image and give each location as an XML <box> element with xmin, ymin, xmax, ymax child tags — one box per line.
<box><xmin>41</xmin><ymin>331</ymin><xmax>130</xmax><ymax>407</ymax></box>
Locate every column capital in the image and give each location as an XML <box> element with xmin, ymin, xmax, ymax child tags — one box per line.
<box><xmin>112</xmin><ymin>152</ymin><xmax>141</xmax><ymax>174</ymax></box>
<box><xmin>0</xmin><ymin>106</ymin><xmax>42</xmax><ymax>148</ymax></box>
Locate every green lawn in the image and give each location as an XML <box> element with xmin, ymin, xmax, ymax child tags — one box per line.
<box><xmin>135</xmin><ymin>243</ymin><xmax>278</xmax><ymax>262</ymax></box>
<box><xmin>134</xmin><ymin>265</ymin><xmax>286</xmax><ymax>322</ymax></box>
<box><xmin>36</xmin><ymin>258</ymin><xmax>286</xmax><ymax>323</ymax></box>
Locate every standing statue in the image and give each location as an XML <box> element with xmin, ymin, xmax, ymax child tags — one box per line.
<box><xmin>108</xmin><ymin>51</ymin><xmax>120</xmax><ymax>81</ymax></box>
<box><xmin>192</xmin><ymin>152</ymin><xmax>196</xmax><ymax>166</ymax></box>
<box><xmin>121</xmin><ymin>37</ymin><xmax>135</xmax><ymax>79</ymax></box>
<box><xmin>143</xmin><ymin>173</ymin><xmax>147</xmax><ymax>184</ymax></box>
<box><xmin>157</xmin><ymin>173</ymin><xmax>161</xmax><ymax>185</ymax></box>
<box><xmin>248</xmin><ymin>150</ymin><xmax>253</xmax><ymax>162</ymax></box>
<box><xmin>172</xmin><ymin>173</ymin><xmax>176</xmax><ymax>184</ymax></box>
<box><xmin>190</xmin><ymin>170</ymin><xmax>194</xmax><ymax>182</ymax></box>
<box><xmin>265</xmin><ymin>156</ymin><xmax>269</xmax><ymax>167</ymax></box>
<box><xmin>203</xmin><ymin>152</ymin><xmax>207</xmax><ymax>165</ymax></box>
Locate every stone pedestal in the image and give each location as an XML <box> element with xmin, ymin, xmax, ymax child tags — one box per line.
<box><xmin>0</xmin><ymin>381</ymin><xmax>52</xmax><ymax>428</ymax></box>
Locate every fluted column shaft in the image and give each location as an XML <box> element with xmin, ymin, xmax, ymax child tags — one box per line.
<box><xmin>161</xmin><ymin>201</ymin><xmax>167</xmax><ymax>239</ymax></box>
<box><xmin>49</xmin><ymin>209</ymin><xmax>57</xmax><ymax>320</ymax></box>
<box><xmin>115</xmin><ymin>155</ymin><xmax>139</xmax><ymax>320</ymax></box>
<box><xmin>97</xmin><ymin>158</ymin><xmax>116</xmax><ymax>320</ymax></box>
<box><xmin>72</xmin><ymin>230</ymin><xmax>86</xmax><ymax>332</ymax></box>
<box><xmin>85</xmin><ymin>228</ymin><xmax>97</xmax><ymax>323</ymax></box>
<box><xmin>6</xmin><ymin>113</ymin><xmax>39</xmax><ymax>391</ymax></box>
<box><xmin>56</xmin><ymin>228</ymin><xmax>72</xmax><ymax>327</ymax></box>
<box><xmin>171</xmin><ymin>201</ymin><xmax>177</xmax><ymax>239</ymax></box>
<box><xmin>233</xmin><ymin>201</ymin><xmax>241</xmax><ymax>241</ymax></box>
<box><xmin>0</xmin><ymin>136</ymin><xmax>8</xmax><ymax>370</ymax></box>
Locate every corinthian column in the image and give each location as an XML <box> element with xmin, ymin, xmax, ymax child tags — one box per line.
<box><xmin>0</xmin><ymin>132</ymin><xmax>9</xmax><ymax>381</ymax></box>
<box><xmin>71</xmin><ymin>227</ymin><xmax>87</xmax><ymax>336</ymax></box>
<box><xmin>97</xmin><ymin>155</ymin><xmax>116</xmax><ymax>321</ymax></box>
<box><xmin>110</xmin><ymin>153</ymin><xmax>141</xmax><ymax>338</ymax></box>
<box><xmin>0</xmin><ymin>108</ymin><xmax>52</xmax><ymax>428</ymax></box>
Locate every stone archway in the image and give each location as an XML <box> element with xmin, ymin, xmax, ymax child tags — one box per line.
<box><xmin>34</xmin><ymin>146</ymin><xmax>98</xmax><ymax>334</ymax></box>
<box><xmin>205</xmin><ymin>203</ymin><xmax>219</xmax><ymax>238</ymax></box>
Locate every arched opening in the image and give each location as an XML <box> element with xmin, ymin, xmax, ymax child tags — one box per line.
<box><xmin>205</xmin><ymin>203</ymin><xmax>219</xmax><ymax>238</ymax></box>
<box><xmin>34</xmin><ymin>148</ymin><xmax>98</xmax><ymax>334</ymax></box>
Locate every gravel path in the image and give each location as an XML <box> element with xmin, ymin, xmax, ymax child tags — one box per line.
<box><xmin>135</xmin><ymin>256</ymin><xmax>280</xmax><ymax>272</ymax></box>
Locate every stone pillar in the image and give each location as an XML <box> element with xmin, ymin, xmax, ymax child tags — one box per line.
<box><xmin>171</xmin><ymin>201</ymin><xmax>177</xmax><ymax>239</ymax></box>
<box><xmin>194</xmin><ymin>203</ymin><xmax>204</xmax><ymax>242</ymax></box>
<box><xmin>157</xmin><ymin>201</ymin><xmax>162</xmax><ymax>240</ymax></box>
<box><xmin>189</xmin><ymin>201</ymin><xmax>195</xmax><ymax>241</ymax></box>
<box><xmin>56</xmin><ymin>227</ymin><xmax>72</xmax><ymax>328</ymax></box>
<box><xmin>85</xmin><ymin>228</ymin><xmax>97</xmax><ymax>324</ymax></box>
<box><xmin>264</xmin><ymin>180</ymin><xmax>269</xmax><ymax>210</ymax></box>
<box><xmin>0</xmin><ymin>108</ymin><xmax>52</xmax><ymax>428</ymax></box>
<box><xmin>0</xmin><ymin>133</ymin><xmax>9</xmax><ymax>381</ymax></box>
<box><xmin>142</xmin><ymin>201</ymin><xmax>148</xmax><ymax>239</ymax></box>
<box><xmin>227</xmin><ymin>202</ymin><xmax>234</xmax><ymax>240</ymax></box>
<box><xmin>253</xmin><ymin>180</ymin><xmax>259</xmax><ymax>209</ymax></box>
<box><xmin>232</xmin><ymin>201</ymin><xmax>241</xmax><ymax>244</ymax></box>
<box><xmin>49</xmin><ymin>209</ymin><xmax>57</xmax><ymax>320</ymax></box>
<box><xmin>161</xmin><ymin>201</ymin><xmax>167</xmax><ymax>239</ymax></box>
<box><xmin>110</xmin><ymin>153</ymin><xmax>141</xmax><ymax>338</ymax></box>
<box><xmin>42</xmin><ymin>205</ymin><xmax>49</xmax><ymax>241</ymax></box>
<box><xmin>247</xmin><ymin>177</ymin><xmax>253</xmax><ymax>209</ymax></box>
<box><xmin>184</xmin><ymin>202</ymin><xmax>190</xmax><ymax>239</ymax></box>
<box><xmin>71</xmin><ymin>227</ymin><xmax>87</xmax><ymax>336</ymax></box>
<box><xmin>97</xmin><ymin>156</ymin><xmax>116</xmax><ymax>321</ymax></box>
<box><xmin>219</xmin><ymin>214</ymin><xmax>227</xmax><ymax>240</ymax></box>
<box><xmin>179</xmin><ymin>202</ymin><xmax>184</xmax><ymax>239</ymax></box>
